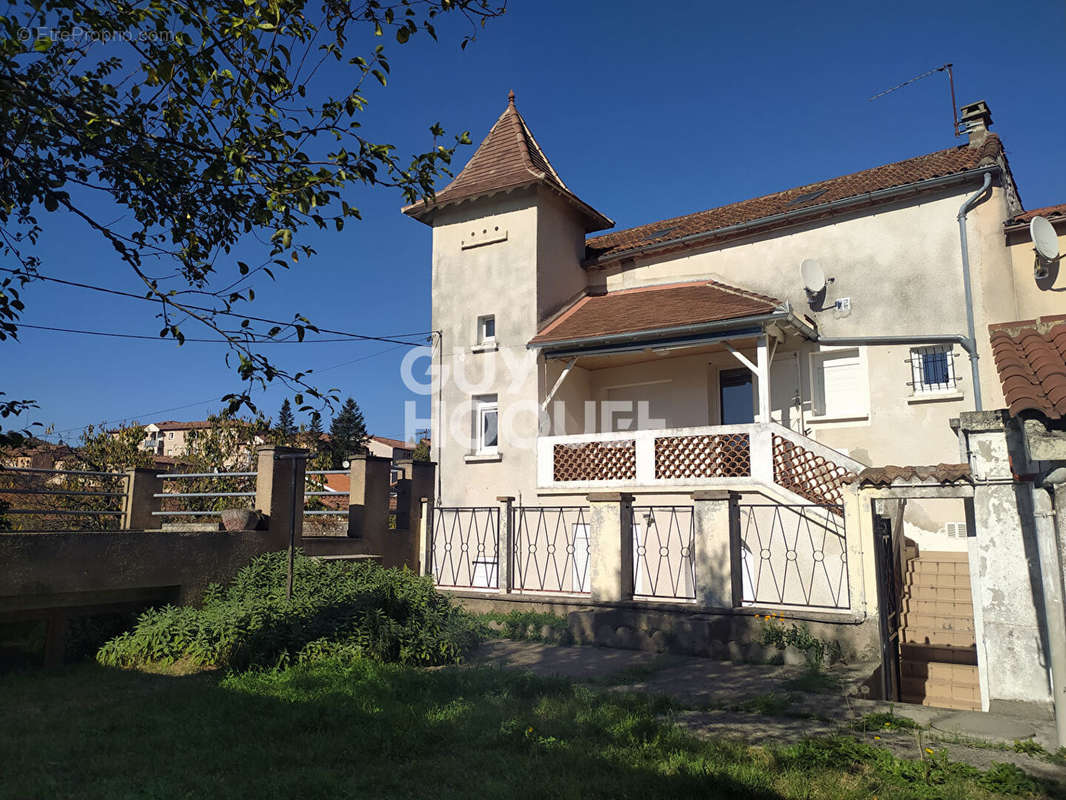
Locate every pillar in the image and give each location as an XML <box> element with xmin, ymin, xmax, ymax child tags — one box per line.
<box><xmin>121</xmin><ymin>467</ymin><xmax>162</xmax><ymax>531</ymax></box>
<box><xmin>587</xmin><ymin>492</ymin><xmax>634</xmax><ymax>603</ymax></box>
<box><xmin>691</xmin><ymin>490</ymin><xmax>737</xmax><ymax>609</ymax></box>
<box><xmin>255</xmin><ymin>446</ymin><xmax>308</xmax><ymax>549</ymax></box>
<box><xmin>497</xmin><ymin>495</ymin><xmax>514</xmax><ymax>593</ymax></box>
<box><xmin>959</xmin><ymin>410</ymin><xmax>1052</xmax><ymax>715</ymax></box>
<box><xmin>347</xmin><ymin>454</ymin><xmax>391</xmax><ymax>539</ymax></box>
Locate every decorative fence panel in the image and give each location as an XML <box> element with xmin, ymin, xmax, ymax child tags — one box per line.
<box><xmin>737</xmin><ymin>503</ymin><xmax>849</xmax><ymax>609</ymax></box>
<box><xmin>513</xmin><ymin>506</ymin><xmax>591</xmax><ymax>594</ymax></box>
<box><xmin>654</xmin><ymin>433</ymin><xmax>750</xmax><ymax>479</ymax></box>
<box><xmin>431</xmin><ymin>507</ymin><xmax>500</xmax><ymax>589</ymax></box>
<box><xmin>771</xmin><ymin>436</ymin><xmax>851</xmax><ymax>509</ymax></box>
<box><xmin>553</xmin><ymin>442</ymin><xmax>636</xmax><ymax>482</ymax></box>
<box><xmin>632</xmin><ymin>505</ymin><xmax>696</xmax><ymax>601</ymax></box>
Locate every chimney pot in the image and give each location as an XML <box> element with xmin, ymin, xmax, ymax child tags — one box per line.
<box><xmin>960</xmin><ymin>100</ymin><xmax>993</xmax><ymax>146</ymax></box>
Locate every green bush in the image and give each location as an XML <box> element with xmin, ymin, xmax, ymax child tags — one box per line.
<box><xmin>97</xmin><ymin>551</ymin><xmax>482</xmax><ymax>670</ymax></box>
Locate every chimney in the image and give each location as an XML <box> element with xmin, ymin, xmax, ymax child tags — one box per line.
<box><xmin>959</xmin><ymin>100</ymin><xmax>993</xmax><ymax>147</ymax></box>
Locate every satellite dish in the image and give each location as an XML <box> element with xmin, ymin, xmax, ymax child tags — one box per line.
<box><xmin>1031</xmin><ymin>216</ymin><xmax>1061</xmax><ymax>261</ymax></box>
<box><xmin>801</xmin><ymin>259</ymin><xmax>827</xmax><ymax>295</ymax></box>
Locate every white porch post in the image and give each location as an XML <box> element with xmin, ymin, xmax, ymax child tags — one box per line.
<box><xmin>756</xmin><ymin>334</ymin><xmax>770</xmax><ymax>423</ymax></box>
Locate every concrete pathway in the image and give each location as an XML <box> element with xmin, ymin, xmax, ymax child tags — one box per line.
<box><xmin>469</xmin><ymin>639</ymin><xmax>1066</xmax><ymax>782</ymax></box>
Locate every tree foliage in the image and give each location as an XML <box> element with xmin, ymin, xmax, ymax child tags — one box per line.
<box><xmin>277</xmin><ymin>398</ymin><xmax>296</xmax><ymax>440</ymax></box>
<box><xmin>328</xmin><ymin>396</ymin><xmax>366</xmax><ymax>467</ymax></box>
<box><xmin>0</xmin><ymin>0</ymin><xmax>505</xmax><ymax>434</ymax></box>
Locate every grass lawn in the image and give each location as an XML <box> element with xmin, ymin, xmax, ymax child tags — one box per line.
<box><xmin>0</xmin><ymin>658</ymin><xmax>1059</xmax><ymax>800</ymax></box>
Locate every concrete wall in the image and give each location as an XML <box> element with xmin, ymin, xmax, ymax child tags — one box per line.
<box><xmin>0</xmin><ymin>529</ymin><xmax>286</xmax><ymax>611</ymax></box>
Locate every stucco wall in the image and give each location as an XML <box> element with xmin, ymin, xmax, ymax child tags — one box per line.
<box><xmin>1005</xmin><ymin>220</ymin><xmax>1066</xmax><ymax>320</ymax></box>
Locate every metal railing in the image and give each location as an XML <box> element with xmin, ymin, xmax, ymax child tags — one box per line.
<box><xmin>431</xmin><ymin>507</ymin><xmax>500</xmax><ymax>589</ymax></box>
<box><xmin>302</xmin><ymin>469</ymin><xmax>350</xmax><ymax>536</ymax></box>
<box><xmin>0</xmin><ymin>466</ymin><xmax>127</xmax><ymax>531</ymax></box>
<box><xmin>737</xmin><ymin>502</ymin><xmax>849</xmax><ymax>610</ymax></box>
<box><xmin>512</xmin><ymin>506</ymin><xmax>591</xmax><ymax>595</ymax></box>
<box><xmin>632</xmin><ymin>505</ymin><xmax>696</xmax><ymax>601</ymax></box>
<box><xmin>153</xmin><ymin>470</ymin><xmax>256</xmax><ymax>521</ymax></box>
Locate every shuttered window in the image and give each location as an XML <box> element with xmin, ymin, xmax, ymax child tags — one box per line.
<box><xmin>810</xmin><ymin>348</ymin><xmax>867</xmax><ymax>418</ymax></box>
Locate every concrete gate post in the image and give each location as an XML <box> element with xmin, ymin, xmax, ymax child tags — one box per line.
<box><xmin>496</xmin><ymin>496</ymin><xmax>514</xmax><ymax>593</ymax></box>
<box><xmin>690</xmin><ymin>490</ymin><xmax>737</xmax><ymax>609</ymax></box>
<box><xmin>255</xmin><ymin>446</ymin><xmax>308</xmax><ymax>549</ymax></box>
<box><xmin>122</xmin><ymin>467</ymin><xmax>162</xmax><ymax>531</ymax></box>
<box><xmin>959</xmin><ymin>410</ymin><xmax>1053</xmax><ymax>716</ymax></box>
<box><xmin>587</xmin><ymin>492</ymin><xmax>634</xmax><ymax>603</ymax></box>
<box><xmin>347</xmin><ymin>453</ymin><xmax>392</xmax><ymax>539</ymax></box>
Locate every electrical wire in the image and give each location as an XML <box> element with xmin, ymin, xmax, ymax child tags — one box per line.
<box><xmin>0</xmin><ymin>267</ymin><xmax>430</xmax><ymax>346</ymax></box>
<box><xmin>15</xmin><ymin>322</ymin><xmax>406</xmax><ymax>344</ymax></box>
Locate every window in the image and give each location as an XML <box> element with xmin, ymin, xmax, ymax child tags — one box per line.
<box><xmin>477</xmin><ymin>314</ymin><xmax>496</xmax><ymax>345</ymax></box>
<box><xmin>810</xmin><ymin>348</ymin><xmax>867</xmax><ymax>418</ymax></box>
<box><xmin>910</xmin><ymin>345</ymin><xmax>957</xmax><ymax>393</ymax></box>
<box><xmin>168</xmin><ymin>432</ymin><xmax>174</xmax><ymax>439</ymax></box>
<box><xmin>719</xmin><ymin>368</ymin><xmax>755</xmax><ymax>425</ymax></box>
<box><xmin>474</xmin><ymin>395</ymin><xmax>498</xmax><ymax>454</ymax></box>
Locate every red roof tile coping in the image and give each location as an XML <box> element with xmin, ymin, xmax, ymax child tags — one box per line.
<box><xmin>1007</xmin><ymin>203</ymin><xmax>1066</xmax><ymax>226</ymax></box>
<box><xmin>370</xmin><ymin>435</ymin><xmax>416</xmax><ymax>450</ymax></box>
<box><xmin>529</xmin><ymin>280</ymin><xmax>783</xmax><ymax>347</ymax></box>
<box><xmin>586</xmin><ymin>135</ymin><xmax>1005</xmax><ymax>265</ymax></box>
<box><xmin>842</xmin><ymin>464</ymin><xmax>973</xmax><ymax>487</ymax></box>
<box><xmin>989</xmin><ymin>315</ymin><xmax>1066</xmax><ymax>420</ymax></box>
<box><xmin>403</xmin><ymin>94</ymin><xmax>611</xmax><ymax>232</ymax></box>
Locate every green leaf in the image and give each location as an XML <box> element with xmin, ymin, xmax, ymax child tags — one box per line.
<box><xmin>396</xmin><ymin>27</ymin><xmax>409</xmax><ymax>44</ymax></box>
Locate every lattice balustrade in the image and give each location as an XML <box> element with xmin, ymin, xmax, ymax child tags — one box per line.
<box><xmin>553</xmin><ymin>441</ymin><xmax>636</xmax><ymax>482</ymax></box>
<box><xmin>772</xmin><ymin>436</ymin><xmax>852</xmax><ymax>511</ymax></box>
<box><xmin>654</xmin><ymin>433</ymin><xmax>750</xmax><ymax>479</ymax></box>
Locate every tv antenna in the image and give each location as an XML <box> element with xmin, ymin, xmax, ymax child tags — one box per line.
<box><xmin>869</xmin><ymin>63</ymin><xmax>961</xmax><ymax>137</ymax></box>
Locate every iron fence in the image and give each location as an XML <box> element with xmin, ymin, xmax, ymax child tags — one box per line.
<box><xmin>431</xmin><ymin>507</ymin><xmax>500</xmax><ymax>589</ymax></box>
<box><xmin>513</xmin><ymin>506</ymin><xmax>591</xmax><ymax>594</ymax></box>
<box><xmin>737</xmin><ymin>503</ymin><xmax>849</xmax><ymax>610</ymax></box>
<box><xmin>0</xmin><ymin>466</ymin><xmax>127</xmax><ymax>532</ymax></box>
<box><xmin>153</xmin><ymin>471</ymin><xmax>256</xmax><ymax>521</ymax></box>
<box><xmin>632</xmin><ymin>505</ymin><xmax>696</xmax><ymax>601</ymax></box>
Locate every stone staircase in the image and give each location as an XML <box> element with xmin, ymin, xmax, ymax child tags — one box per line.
<box><xmin>898</xmin><ymin>550</ymin><xmax>980</xmax><ymax>711</ymax></box>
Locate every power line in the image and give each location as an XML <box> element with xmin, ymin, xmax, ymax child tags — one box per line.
<box><xmin>49</xmin><ymin>343</ymin><xmax>410</xmax><ymax>436</ymax></box>
<box><xmin>0</xmin><ymin>267</ymin><xmax>431</xmax><ymax>346</ymax></box>
<box><xmin>15</xmin><ymin>321</ymin><xmax>404</xmax><ymax>344</ymax></box>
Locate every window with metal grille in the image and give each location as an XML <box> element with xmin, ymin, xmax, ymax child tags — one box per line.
<box><xmin>909</xmin><ymin>345</ymin><xmax>957</xmax><ymax>393</ymax></box>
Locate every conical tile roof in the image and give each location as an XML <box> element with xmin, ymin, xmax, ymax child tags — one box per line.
<box><xmin>404</xmin><ymin>92</ymin><xmax>611</xmax><ymax>231</ymax></box>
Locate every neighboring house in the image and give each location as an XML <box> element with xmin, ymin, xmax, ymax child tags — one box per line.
<box><xmin>404</xmin><ymin>95</ymin><xmax>1059</xmax><ymax>550</ymax></box>
<box><xmin>1</xmin><ymin>443</ymin><xmax>74</xmax><ymax>471</ymax></box>
<box><xmin>1004</xmin><ymin>203</ymin><xmax>1066</xmax><ymax>321</ymax></box>
<box><xmin>141</xmin><ymin>421</ymin><xmax>217</xmax><ymax>457</ymax></box>
<box><xmin>367</xmin><ymin>435</ymin><xmax>418</xmax><ymax>484</ymax></box>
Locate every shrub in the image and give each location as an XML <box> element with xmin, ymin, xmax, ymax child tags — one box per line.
<box><xmin>758</xmin><ymin>614</ymin><xmax>843</xmax><ymax>669</ymax></box>
<box><xmin>97</xmin><ymin>551</ymin><xmax>482</xmax><ymax>670</ymax></box>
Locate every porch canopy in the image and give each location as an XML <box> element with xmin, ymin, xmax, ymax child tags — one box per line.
<box><xmin>528</xmin><ymin>280</ymin><xmax>818</xmax><ymax>423</ymax></box>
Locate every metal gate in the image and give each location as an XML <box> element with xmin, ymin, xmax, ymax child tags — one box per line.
<box><xmin>873</xmin><ymin>512</ymin><xmax>902</xmax><ymax>701</ymax></box>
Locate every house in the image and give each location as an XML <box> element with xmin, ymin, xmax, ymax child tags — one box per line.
<box><xmin>403</xmin><ymin>95</ymin><xmax>1061</xmax><ymax>545</ymax></box>
<box><xmin>140</xmin><ymin>420</ymin><xmax>217</xmax><ymax>457</ymax></box>
<box><xmin>403</xmin><ymin>93</ymin><xmax>1066</xmax><ymax>721</ymax></box>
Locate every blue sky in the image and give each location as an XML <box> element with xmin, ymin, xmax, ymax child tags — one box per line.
<box><xmin>7</xmin><ymin>0</ymin><xmax>1065</xmax><ymax>442</ymax></box>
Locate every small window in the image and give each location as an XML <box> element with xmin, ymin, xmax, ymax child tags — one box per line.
<box><xmin>477</xmin><ymin>314</ymin><xmax>496</xmax><ymax>345</ymax></box>
<box><xmin>910</xmin><ymin>345</ymin><xmax>957</xmax><ymax>393</ymax></box>
<box><xmin>168</xmin><ymin>432</ymin><xmax>174</xmax><ymax>439</ymax></box>
<box><xmin>474</xmin><ymin>395</ymin><xmax>498</xmax><ymax>454</ymax></box>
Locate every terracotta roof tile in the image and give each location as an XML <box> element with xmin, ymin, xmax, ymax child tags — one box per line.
<box><xmin>586</xmin><ymin>136</ymin><xmax>1005</xmax><ymax>264</ymax></box>
<box><xmin>403</xmin><ymin>94</ymin><xmax>611</xmax><ymax>231</ymax></box>
<box><xmin>988</xmin><ymin>315</ymin><xmax>1066</xmax><ymax>419</ymax></box>
<box><xmin>1007</xmin><ymin>203</ymin><xmax>1066</xmax><ymax>226</ymax></box>
<box><xmin>529</xmin><ymin>280</ymin><xmax>782</xmax><ymax>347</ymax></box>
<box><xmin>842</xmin><ymin>464</ymin><xmax>973</xmax><ymax>487</ymax></box>
<box><xmin>370</xmin><ymin>435</ymin><xmax>416</xmax><ymax>450</ymax></box>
